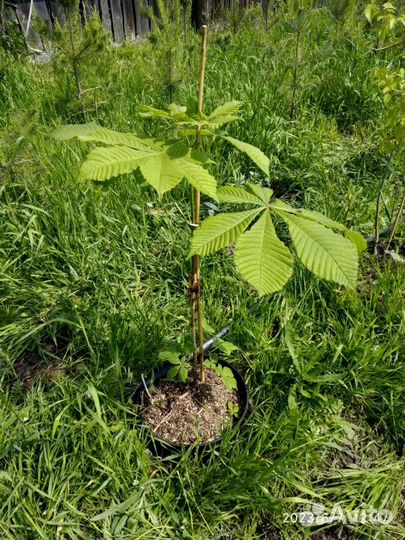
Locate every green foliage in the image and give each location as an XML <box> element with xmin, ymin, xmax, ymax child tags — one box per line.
<box><xmin>278</xmin><ymin>211</ymin><xmax>358</xmax><ymax>288</ymax></box>
<box><xmin>53</xmin><ymin>98</ymin><xmax>361</xmax><ymax>297</ymax></box>
<box><xmin>227</xmin><ymin>401</ymin><xmax>240</xmax><ymax>417</ymax></box>
<box><xmin>52</xmin><ymin>122</ymin><xmax>217</xmax><ymax>199</ymax></box>
<box><xmin>158</xmin><ymin>351</ymin><xmax>239</xmax><ymax>388</ymax></box>
<box><xmin>41</xmin><ymin>10</ymin><xmax>108</xmax><ymax>65</ymax></box>
<box><xmin>50</xmin><ymin>101</ymin><xmax>254</xmax><ymax>202</ymax></box>
<box><xmin>145</xmin><ymin>0</ymin><xmax>194</xmax><ymax>101</ymax></box>
<box><xmin>192</xmin><ymin>185</ymin><xmax>361</xmax><ymax>295</ymax></box>
<box><xmin>204</xmin><ymin>359</ymin><xmax>238</xmax><ymax>390</ymax></box>
<box><xmin>222</xmin><ymin>135</ymin><xmax>270</xmax><ymax>175</ymax></box>
<box><xmin>217</xmin><ymin>339</ymin><xmax>239</xmax><ymax>356</ymax></box>
<box><xmin>234</xmin><ymin>209</ymin><xmax>294</xmax><ymax>296</ymax></box>
<box><xmin>137</xmin><ymin>99</ymin><xmax>245</xmax><ymax>128</ymax></box>
<box><xmin>190</xmin><ymin>207</ymin><xmax>263</xmax><ymax>255</ymax></box>
<box><xmin>366</xmin><ymin>1</ymin><xmax>405</xmax><ymax>156</ymax></box>
<box><xmin>365</xmin><ymin>1</ymin><xmax>405</xmax><ymax>42</ymax></box>
<box><xmin>0</xmin><ymin>6</ymin><xmax>26</xmax><ymax>56</ymax></box>
<box><xmin>52</xmin><ymin>122</ymin><xmax>154</xmax><ymax>149</ymax></box>
<box><xmin>38</xmin><ymin>10</ymin><xmax>108</xmax><ymax>118</ymax></box>
<box><xmin>373</xmin><ymin>66</ymin><xmax>405</xmax><ymax>156</ymax></box>
<box><xmin>159</xmin><ymin>350</ymin><xmax>189</xmax><ymax>382</ymax></box>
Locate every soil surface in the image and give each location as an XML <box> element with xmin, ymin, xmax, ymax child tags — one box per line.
<box><xmin>311</xmin><ymin>527</ymin><xmax>353</xmax><ymax>539</ymax></box>
<box><xmin>11</xmin><ymin>334</ymin><xmax>85</xmax><ymax>390</ymax></box>
<box><xmin>367</xmin><ymin>239</ymin><xmax>405</xmax><ymax>259</ymax></box>
<box><xmin>142</xmin><ymin>368</ymin><xmax>240</xmax><ymax>445</ymax></box>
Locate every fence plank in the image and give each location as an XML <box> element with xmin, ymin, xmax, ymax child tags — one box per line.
<box><xmin>15</xmin><ymin>2</ymin><xmax>44</xmax><ymax>51</ymax></box>
<box><xmin>110</xmin><ymin>0</ymin><xmax>124</xmax><ymax>41</ymax></box>
<box><xmin>122</xmin><ymin>0</ymin><xmax>136</xmax><ymax>40</ymax></box>
<box><xmin>134</xmin><ymin>0</ymin><xmax>150</xmax><ymax>37</ymax></box>
<box><xmin>33</xmin><ymin>0</ymin><xmax>53</xmax><ymax>27</ymax></box>
<box><xmin>82</xmin><ymin>0</ymin><xmax>97</xmax><ymax>20</ymax></box>
<box><xmin>1</xmin><ymin>5</ymin><xmax>21</xmax><ymax>29</ymax></box>
<box><xmin>98</xmin><ymin>0</ymin><xmax>113</xmax><ymax>34</ymax></box>
<box><xmin>80</xmin><ymin>0</ymin><xmax>99</xmax><ymax>22</ymax></box>
<box><xmin>48</xmin><ymin>1</ymin><xmax>65</xmax><ymax>24</ymax></box>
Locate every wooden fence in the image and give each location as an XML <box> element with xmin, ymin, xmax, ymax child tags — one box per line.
<box><xmin>5</xmin><ymin>0</ymin><xmax>259</xmax><ymax>51</ymax></box>
<box><xmin>7</xmin><ymin>0</ymin><xmax>156</xmax><ymax>49</ymax></box>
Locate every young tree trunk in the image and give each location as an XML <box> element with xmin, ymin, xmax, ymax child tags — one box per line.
<box><xmin>190</xmin><ymin>25</ymin><xmax>208</xmax><ymax>384</ymax></box>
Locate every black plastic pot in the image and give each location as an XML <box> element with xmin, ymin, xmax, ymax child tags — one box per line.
<box><xmin>129</xmin><ymin>357</ymin><xmax>249</xmax><ymax>456</ymax></box>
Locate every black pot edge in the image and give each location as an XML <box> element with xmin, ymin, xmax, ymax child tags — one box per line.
<box><xmin>128</xmin><ymin>356</ymin><xmax>249</xmax><ymax>453</ymax></box>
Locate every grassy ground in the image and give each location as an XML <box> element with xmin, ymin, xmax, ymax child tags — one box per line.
<box><xmin>1</xmin><ymin>3</ymin><xmax>405</xmax><ymax>539</ymax></box>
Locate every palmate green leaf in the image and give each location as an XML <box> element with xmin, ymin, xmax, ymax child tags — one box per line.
<box><xmin>174</xmin><ymin>154</ymin><xmax>217</xmax><ymax>200</ymax></box>
<box><xmin>137</xmin><ymin>152</ymin><xmax>188</xmax><ymax>197</ymax></box>
<box><xmin>304</xmin><ymin>214</ymin><xmax>365</xmax><ymax>254</ymax></box>
<box><xmin>223</xmin><ymin>136</ymin><xmax>270</xmax><ymax>176</ymax></box>
<box><xmin>246</xmin><ymin>182</ymin><xmax>273</xmax><ymax>203</ymax></box>
<box><xmin>79</xmin><ymin>145</ymin><xmax>217</xmax><ymax>199</ymax></box>
<box><xmin>218</xmin><ymin>340</ymin><xmax>239</xmax><ymax>355</ymax></box>
<box><xmin>219</xmin><ymin>366</ymin><xmax>237</xmax><ymax>390</ymax></box>
<box><xmin>79</xmin><ymin>146</ymin><xmax>156</xmax><ymax>182</ymax></box>
<box><xmin>181</xmin><ymin>128</ymin><xmax>214</xmax><ymax>138</ymax></box>
<box><xmin>167</xmin><ymin>365</ymin><xmax>188</xmax><ymax>383</ymax></box>
<box><xmin>205</xmin><ymin>360</ymin><xmax>237</xmax><ymax>390</ymax></box>
<box><xmin>167</xmin><ymin>103</ymin><xmax>187</xmax><ymax>115</ymax></box>
<box><xmin>234</xmin><ymin>210</ymin><xmax>293</xmax><ymax>296</ymax></box>
<box><xmin>136</xmin><ymin>105</ymin><xmax>171</xmax><ymax>119</ymax></box>
<box><xmin>276</xmin><ymin>212</ymin><xmax>358</xmax><ymax>289</ymax></box>
<box><xmin>159</xmin><ymin>351</ymin><xmax>181</xmax><ymax>365</ymax></box>
<box><xmin>207</xmin><ymin>100</ymin><xmax>244</xmax><ymax>126</ymax></box>
<box><xmin>217</xmin><ymin>186</ymin><xmax>265</xmax><ymax>205</ymax></box>
<box><xmin>51</xmin><ymin>122</ymin><xmax>154</xmax><ymax>151</ymax></box>
<box><xmin>136</xmin><ymin>101</ymin><xmax>243</xmax><ymax>129</ymax></box>
<box><xmin>297</xmin><ymin>209</ymin><xmax>367</xmax><ymax>253</ymax></box>
<box><xmin>296</xmin><ymin>211</ymin><xmax>365</xmax><ymax>254</ymax></box>
<box><xmin>364</xmin><ymin>4</ymin><xmax>376</xmax><ymax>23</ymax></box>
<box><xmin>137</xmin><ymin>103</ymin><xmax>203</xmax><ymax>127</ymax></box>
<box><xmin>190</xmin><ymin>208</ymin><xmax>262</xmax><ymax>257</ymax></box>
<box><xmin>209</xmin><ymin>101</ymin><xmax>244</xmax><ymax>119</ymax></box>
<box><xmin>271</xmin><ymin>200</ymin><xmax>367</xmax><ymax>254</ymax></box>
<box><xmin>345</xmin><ymin>230</ymin><xmax>368</xmax><ymax>254</ymax></box>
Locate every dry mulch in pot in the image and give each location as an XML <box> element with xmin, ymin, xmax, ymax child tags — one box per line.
<box><xmin>141</xmin><ymin>368</ymin><xmax>240</xmax><ymax>445</ymax></box>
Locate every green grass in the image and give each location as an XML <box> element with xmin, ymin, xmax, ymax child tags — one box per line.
<box><xmin>1</xmin><ymin>3</ymin><xmax>405</xmax><ymax>539</ymax></box>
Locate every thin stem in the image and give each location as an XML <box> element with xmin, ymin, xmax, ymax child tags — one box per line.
<box><xmin>197</xmin><ymin>25</ymin><xmax>208</xmax><ymax>116</ymax></box>
<box><xmin>167</xmin><ymin>47</ymin><xmax>173</xmax><ymax>103</ymax></box>
<box><xmin>183</xmin><ymin>7</ymin><xmax>187</xmax><ymax>46</ymax></box>
<box><xmin>190</xmin><ymin>24</ymin><xmax>208</xmax><ymax>384</ymax></box>
<box><xmin>197</xmin><ymin>293</ymin><xmax>204</xmax><ymax>381</ymax></box>
<box><xmin>374</xmin><ymin>152</ymin><xmax>393</xmax><ymax>254</ymax></box>
<box><xmin>370</xmin><ymin>40</ymin><xmax>405</xmax><ymax>53</ymax></box>
<box><xmin>290</xmin><ymin>12</ymin><xmax>301</xmax><ymax>121</ymax></box>
<box><xmin>387</xmin><ymin>184</ymin><xmax>405</xmax><ymax>249</ymax></box>
<box><xmin>190</xmin><ymin>300</ymin><xmax>198</xmax><ymax>380</ymax></box>
<box><xmin>67</xmin><ymin>11</ymin><xmax>87</xmax><ymax>121</ymax></box>
<box><xmin>374</xmin><ymin>179</ymin><xmax>383</xmax><ymax>254</ymax></box>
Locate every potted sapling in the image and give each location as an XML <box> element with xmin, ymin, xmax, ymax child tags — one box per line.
<box><xmin>51</xmin><ymin>26</ymin><xmax>365</xmax><ymax>449</ymax></box>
